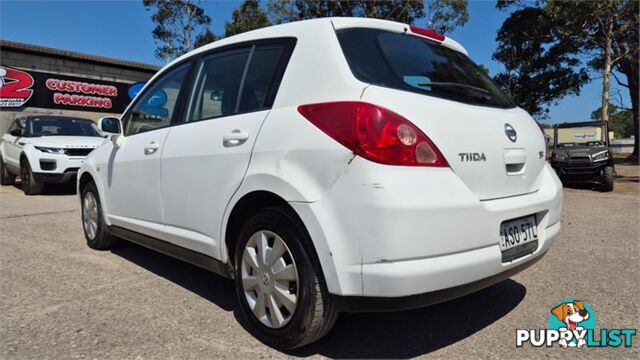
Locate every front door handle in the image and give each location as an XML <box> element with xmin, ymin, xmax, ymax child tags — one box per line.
<box><xmin>144</xmin><ymin>141</ymin><xmax>160</xmax><ymax>155</ymax></box>
<box><xmin>223</xmin><ymin>129</ymin><xmax>249</xmax><ymax>147</ymax></box>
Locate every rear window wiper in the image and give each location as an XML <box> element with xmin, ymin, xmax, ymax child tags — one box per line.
<box><xmin>418</xmin><ymin>82</ymin><xmax>492</xmax><ymax>100</ymax></box>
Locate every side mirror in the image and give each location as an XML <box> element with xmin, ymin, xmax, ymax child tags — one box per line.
<box><xmin>9</xmin><ymin>129</ymin><xmax>22</xmax><ymax>137</ymax></box>
<box><xmin>98</xmin><ymin>116</ymin><xmax>122</xmax><ymax>135</ymax></box>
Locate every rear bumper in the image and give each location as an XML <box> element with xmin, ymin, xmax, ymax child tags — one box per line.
<box><xmin>292</xmin><ymin>160</ymin><xmax>563</xmax><ymax>298</ymax></box>
<box><xmin>334</xmin><ymin>249</ymin><xmax>547</xmax><ymax>312</ymax></box>
<box><xmin>356</xmin><ymin>221</ymin><xmax>559</xmax><ymax>299</ymax></box>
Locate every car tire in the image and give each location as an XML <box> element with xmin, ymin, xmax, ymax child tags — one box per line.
<box><xmin>20</xmin><ymin>159</ymin><xmax>43</xmax><ymax>195</ymax></box>
<box><xmin>81</xmin><ymin>181</ymin><xmax>119</xmax><ymax>250</ymax></box>
<box><xmin>233</xmin><ymin>206</ymin><xmax>338</xmax><ymax>350</ymax></box>
<box><xmin>601</xmin><ymin>166</ymin><xmax>614</xmax><ymax>192</ymax></box>
<box><xmin>0</xmin><ymin>155</ymin><xmax>16</xmax><ymax>186</ymax></box>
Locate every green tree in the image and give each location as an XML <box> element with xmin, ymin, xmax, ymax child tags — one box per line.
<box><xmin>143</xmin><ymin>0</ymin><xmax>214</xmax><ymax>62</ymax></box>
<box><xmin>267</xmin><ymin>0</ymin><xmax>468</xmax><ymax>32</ymax></box>
<box><xmin>492</xmin><ymin>7</ymin><xmax>588</xmax><ymax>119</ymax></box>
<box><xmin>225</xmin><ymin>0</ymin><xmax>271</xmax><ymax>37</ymax></box>
<box><xmin>495</xmin><ymin>0</ymin><xmax>639</xmax><ymax>158</ymax></box>
<box><xmin>425</xmin><ymin>0</ymin><xmax>469</xmax><ymax>33</ymax></box>
<box><xmin>591</xmin><ymin>104</ymin><xmax>634</xmax><ymax>139</ymax></box>
<box><xmin>543</xmin><ymin>1</ymin><xmax>636</xmax><ymax>124</ymax></box>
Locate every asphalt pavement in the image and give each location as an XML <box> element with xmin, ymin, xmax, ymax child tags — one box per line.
<box><xmin>0</xmin><ymin>176</ymin><xmax>638</xmax><ymax>359</ymax></box>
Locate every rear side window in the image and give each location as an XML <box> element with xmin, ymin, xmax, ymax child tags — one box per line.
<box><xmin>239</xmin><ymin>43</ymin><xmax>287</xmax><ymax>112</ymax></box>
<box><xmin>337</xmin><ymin>28</ymin><xmax>515</xmax><ymax>109</ymax></box>
<box><xmin>188</xmin><ymin>48</ymin><xmax>251</xmax><ymax>122</ymax></box>
<box><xmin>187</xmin><ymin>41</ymin><xmax>292</xmax><ymax>122</ymax></box>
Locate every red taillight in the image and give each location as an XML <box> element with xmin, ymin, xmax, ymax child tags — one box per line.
<box><xmin>297</xmin><ymin>102</ymin><xmax>448</xmax><ymax>167</ymax></box>
<box><xmin>409</xmin><ymin>25</ymin><xmax>445</xmax><ymax>42</ymax></box>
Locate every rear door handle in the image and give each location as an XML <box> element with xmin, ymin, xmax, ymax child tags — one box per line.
<box><xmin>223</xmin><ymin>129</ymin><xmax>249</xmax><ymax>147</ymax></box>
<box><xmin>144</xmin><ymin>141</ymin><xmax>160</xmax><ymax>155</ymax></box>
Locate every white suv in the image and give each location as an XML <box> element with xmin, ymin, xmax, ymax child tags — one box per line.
<box><xmin>78</xmin><ymin>18</ymin><xmax>562</xmax><ymax>349</ymax></box>
<box><xmin>1</xmin><ymin>116</ymin><xmax>105</xmax><ymax>195</ymax></box>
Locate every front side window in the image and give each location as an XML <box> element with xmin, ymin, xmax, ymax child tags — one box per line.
<box><xmin>124</xmin><ymin>63</ymin><xmax>189</xmax><ymax>136</ymax></box>
<box><xmin>27</xmin><ymin>117</ymin><xmax>101</xmax><ymax>137</ymax></box>
<box><xmin>337</xmin><ymin>28</ymin><xmax>515</xmax><ymax>109</ymax></box>
<box><xmin>188</xmin><ymin>48</ymin><xmax>250</xmax><ymax>122</ymax></box>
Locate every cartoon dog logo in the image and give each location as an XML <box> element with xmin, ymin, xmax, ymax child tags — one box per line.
<box><xmin>551</xmin><ymin>300</ymin><xmax>590</xmax><ymax>348</ymax></box>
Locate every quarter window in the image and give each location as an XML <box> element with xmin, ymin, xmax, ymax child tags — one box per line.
<box><xmin>124</xmin><ymin>63</ymin><xmax>189</xmax><ymax>136</ymax></box>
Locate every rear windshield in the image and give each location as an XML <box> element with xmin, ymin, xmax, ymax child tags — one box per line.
<box><xmin>336</xmin><ymin>28</ymin><xmax>515</xmax><ymax>109</ymax></box>
<box><xmin>28</xmin><ymin>117</ymin><xmax>101</xmax><ymax>137</ymax></box>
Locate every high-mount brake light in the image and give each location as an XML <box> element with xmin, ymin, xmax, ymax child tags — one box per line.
<box><xmin>297</xmin><ymin>102</ymin><xmax>448</xmax><ymax>167</ymax></box>
<box><xmin>409</xmin><ymin>26</ymin><xmax>445</xmax><ymax>42</ymax></box>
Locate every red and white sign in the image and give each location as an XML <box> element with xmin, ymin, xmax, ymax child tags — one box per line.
<box><xmin>0</xmin><ymin>67</ymin><xmax>136</xmax><ymax>113</ymax></box>
<box><xmin>0</xmin><ymin>66</ymin><xmax>35</xmax><ymax>107</ymax></box>
<box><xmin>45</xmin><ymin>78</ymin><xmax>117</xmax><ymax>109</ymax></box>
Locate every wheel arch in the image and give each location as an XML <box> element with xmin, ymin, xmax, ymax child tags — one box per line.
<box><xmin>19</xmin><ymin>151</ymin><xmax>28</xmax><ymax>164</ymax></box>
<box><xmin>78</xmin><ymin>171</ymin><xmax>95</xmax><ymax>193</ymax></box>
<box><xmin>77</xmin><ymin>167</ymin><xmax>111</xmax><ymax>226</ymax></box>
<box><xmin>222</xmin><ymin>186</ymin><xmax>344</xmax><ymax>295</ymax></box>
<box><xmin>224</xmin><ymin>190</ymin><xmax>294</xmax><ymax>266</ymax></box>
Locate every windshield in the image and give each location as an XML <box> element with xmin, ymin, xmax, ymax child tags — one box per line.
<box><xmin>555</xmin><ymin>126</ymin><xmax>605</xmax><ymax>147</ymax></box>
<box><xmin>336</xmin><ymin>28</ymin><xmax>515</xmax><ymax>109</ymax></box>
<box><xmin>28</xmin><ymin>117</ymin><xmax>101</xmax><ymax>137</ymax></box>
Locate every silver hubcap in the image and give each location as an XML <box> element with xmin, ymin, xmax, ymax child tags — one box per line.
<box><xmin>82</xmin><ymin>192</ymin><xmax>98</xmax><ymax>240</ymax></box>
<box><xmin>241</xmin><ymin>230</ymin><xmax>299</xmax><ymax>329</ymax></box>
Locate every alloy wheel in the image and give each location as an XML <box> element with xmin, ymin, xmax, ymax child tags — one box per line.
<box><xmin>241</xmin><ymin>230</ymin><xmax>299</xmax><ymax>329</ymax></box>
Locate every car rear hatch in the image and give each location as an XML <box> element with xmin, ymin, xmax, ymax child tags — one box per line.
<box><xmin>362</xmin><ymin>88</ymin><xmax>546</xmax><ymax>200</ymax></box>
<box><xmin>335</xmin><ymin>25</ymin><xmax>546</xmax><ymax>200</ymax></box>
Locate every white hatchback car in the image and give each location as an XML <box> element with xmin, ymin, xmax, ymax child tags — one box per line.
<box><xmin>0</xmin><ymin>116</ymin><xmax>105</xmax><ymax>195</ymax></box>
<box><xmin>78</xmin><ymin>18</ymin><xmax>562</xmax><ymax>349</ymax></box>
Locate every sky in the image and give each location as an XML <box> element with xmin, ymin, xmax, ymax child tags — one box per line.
<box><xmin>0</xmin><ymin>0</ymin><xmax>629</xmax><ymax>124</ymax></box>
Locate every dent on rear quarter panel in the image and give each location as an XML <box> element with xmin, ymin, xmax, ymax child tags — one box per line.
<box><xmin>239</xmin><ymin>19</ymin><xmax>368</xmax><ymax>202</ymax></box>
<box><xmin>240</xmin><ymin>106</ymin><xmax>356</xmax><ymax>202</ymax></box>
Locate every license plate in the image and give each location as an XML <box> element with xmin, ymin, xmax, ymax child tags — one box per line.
<box><xmin>499</xmin><ymin>215</ymin><xmax>538</xmax><ymax>262</ymax></box>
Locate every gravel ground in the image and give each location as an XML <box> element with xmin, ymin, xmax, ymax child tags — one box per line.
<box><xmin>0</xmin><ymin>170</ymin><xmax>638</xmax><ymax>359</ymax></box>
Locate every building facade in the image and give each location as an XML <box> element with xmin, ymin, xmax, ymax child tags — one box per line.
<box><xmin>0</xmin><ymin>39</ymin><xmax>159</xmax><ymax>132</ymax></box>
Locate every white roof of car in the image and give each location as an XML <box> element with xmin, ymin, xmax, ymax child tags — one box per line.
<box><xmin>169</xmin><ymin>17</ymin><xmax>468</xmax><ymax>69</ymax></box>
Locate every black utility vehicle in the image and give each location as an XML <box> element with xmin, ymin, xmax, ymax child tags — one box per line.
<box><xmin>551</xmin><ymin>121</ymin><xmax>615</xmax><ymax>191</ymax></box>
